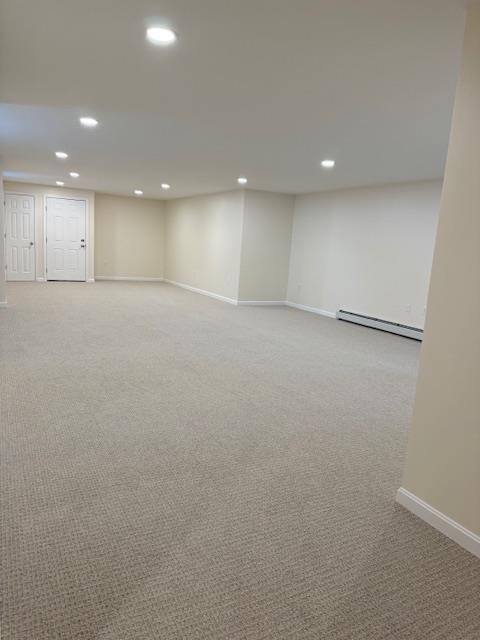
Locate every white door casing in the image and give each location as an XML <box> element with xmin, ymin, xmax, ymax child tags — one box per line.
<box><xmin>5</xmin><ymin>193</ymin><xmax>35</xmax><ymax>281</ymax></box>
<box><xmin>46</xmin><ymin>197</ymin><xmax>87</xmax><ymax>281</ymax></box>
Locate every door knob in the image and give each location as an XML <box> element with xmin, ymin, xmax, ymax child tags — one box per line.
<box><xmin>30</xmin><ymin>241</ymin><xmax>34</xmax><ymax>246</ymax></box>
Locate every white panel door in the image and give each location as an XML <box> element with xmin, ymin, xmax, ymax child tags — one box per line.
<box><xmin>5</xmin><ymin>193</ymin><xmax>35</xmax><ymax>281</ymax></box>
<box><xmin>46</xmin><ymin>197</ymin><xmax>86</xmax><ymax>281</ymax></box>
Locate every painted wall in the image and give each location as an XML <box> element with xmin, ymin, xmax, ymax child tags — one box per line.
<box><xmin>287</xmin><ymin>181</ymin><xmax>441</xmax><ymax>328</ymax></box>
<box><xmin>3</xmin><ymin>180</ymin><xmax>440</xmax><ymax>320</ymax></box>
<box><xmin>0</xmin><ymin>169</ymin><xmax>6</xmax><ymax>304</ymax></box>
<box><xmin>402</xmin><ymin>4</ymin><xmax>480</xmax><ymax>537</ymax></box>
<box><xmin>95</xmin><ymin>193</ymin><xmax>164</xmax><ymax>279</ymax></box>
<box><xmin>164</xmin><ymin>191</ymin><xmax>244</xmax><ymax>301</ymax></box>
<box><xmin>4</xmin><ymin>181</ymin><xmax>95</xmax><ymax>281</ymax></box>
<box><xmin>238</xmin><ymin>190</ymin><xmax>294</xmax><ymax>302</ymax></box>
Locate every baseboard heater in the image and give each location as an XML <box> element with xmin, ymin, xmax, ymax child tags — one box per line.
<box><xmin>336</xmin><ymin>310</ymin><xmax>423</xmax><ymax>341</ymax></box>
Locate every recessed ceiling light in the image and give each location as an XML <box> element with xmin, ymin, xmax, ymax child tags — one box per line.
<box><xmin>237</xmin><ymin>176</ymin><xmax>248</xmax><ymax>185</ymax></box>
<box><xmin>146</xmin><ymin>27</ymin><xmax>177</xmax><ymax>46</ymax></box>
<box><xmin>69</xmin><ymin>171</ymin><xmax>80</xmax><ymax>178</ymax></box>
<box><xmin>56</xmin><ymin>181</ymin><xmax>65</xmax><ymax>186</ymax></box>
<box><xmin>55</xmin><ymin>151</ymin><xmax>68</xmax><ymax>159</ymax></box>
<box><xmin>321</xmin><ymin>159</ymin><xmax>335</xmax><ymax>169</ymax></box>
<box><xmin>79</xmin><ymin>116</ymin><xmax>98</xmax><ymax>128</ymax></box>
<box><xmin>161</xmin><ymin>183</ymin><xmax>171</xmax><ymax>190</ymax></box>
<box><xmin>134</xmin><ymin>189</ymin><xmax>143</xmax><ymax>196</ymax></box>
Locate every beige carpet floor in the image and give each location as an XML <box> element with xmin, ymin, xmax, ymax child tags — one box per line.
<box><xmin>1</xmin><ymin>281</ymin><xmax>479</xmax><ymax>640</ymax></box>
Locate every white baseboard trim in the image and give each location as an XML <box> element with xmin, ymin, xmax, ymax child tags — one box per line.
<box><xmin>161</xmin><ymin>286</ymin><xmax>339</xmax><ymax>313</ymax></box>
<box><xmin>285</xmin><ymin>301</ymin><xmax>336</xmax><ymax>318</ymax></box>
<box><xmin>164</xmin><ymin>279</ymin><xmax>238</xmax><ymax>305</ymax></box>
<box><xmin>36</xmin><ymin>277</ymin><xmax>46</xmax><ymax>282</ymax></box>
<box><xmin>95</xmin><ymin>276</ymin><xmax>164</xmax><ymax>282</ymax></box>
<box><xmin>396</xmin><ymin>488</ymin><xmax>480</xmax><ymax>559</ymax></box>
<box><xmin>237</xmin><ymin>300</ymin><xmax>286</xmax><ymax>306</ymax></box>
<box><xmin>86</xmin><ymin>278</ymin><xmax>95</xmax><ymax>283</ymax></box>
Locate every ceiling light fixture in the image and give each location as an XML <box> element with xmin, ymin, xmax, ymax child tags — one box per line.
<box><xmin>69</xmin><ymin>171</ymin><xmax>80</xmax><ymax>178</ymax></box>
<box><xmin>55</xmin><ymin>151</ymin><xmax>68</xmax><ymax>159</ymax></box>
<box><xmin>134</xmin><ymin>189</ymin><xmax>143</xmax><ymax>195</ymax></box>
<box><xmin>146</xmin><ymin>27</ymin><xmax>177</xmax><ymax>46</ymax></box>
<box><xmin>161</xmin><ymin>183</ymin><xmax>171</xmax><ymax>190</ymax></box>
<box><xmin>56</xmin><ymin>181</ymin><xmax>65</xmax><ymax>186</ymax></box>
<box><xmin>321</xmin><ymin>159</ymin><xmax>335</xmax><ymax>169</ymax></box>
<box><xmin>237</xmin><ymin>176</ymin><xmax>248</xmax><ymax>185</ymax></box>
<box><xmin>79</xmin><ymin>116</ymin><xmax>98</xmax><ymax>128</ymax></box>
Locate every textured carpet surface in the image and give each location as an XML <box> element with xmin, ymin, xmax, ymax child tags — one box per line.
<box><xmin>1</xmin><ymin>282</ymin><xmax>479</xmax><ymax>640</ymax></box>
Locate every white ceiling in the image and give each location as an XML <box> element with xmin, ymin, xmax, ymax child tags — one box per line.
<box><xmin>0</xmin><ymin>0</ymin><xmax>466</xmax><ymax>199</ymax></box>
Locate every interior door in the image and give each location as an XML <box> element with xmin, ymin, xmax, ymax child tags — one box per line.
<box><xmin>5</xmin><ymin>193</ymin><xmax>35</xmax><ymax>281</ymax></box>
<box><xmin>46</xmin><ymin>197</ymin><xmax>87</xmax><ymax>281</ymax></box>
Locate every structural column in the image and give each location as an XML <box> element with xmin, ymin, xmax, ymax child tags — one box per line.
<box><xmin>398</xmin><ymin>2</ymin><xmax>480</xmax><ymax>554</ymax></box>
<box><xmin>0</xmin><ymin>163</ymin><xmax>7</xmax><ymax>306</ymax></box>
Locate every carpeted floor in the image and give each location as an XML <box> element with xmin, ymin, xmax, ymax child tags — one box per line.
<box><xmin>1</xmin><ymin>281</ymin><xmax>479</xmax><ymax>640</ymax></box>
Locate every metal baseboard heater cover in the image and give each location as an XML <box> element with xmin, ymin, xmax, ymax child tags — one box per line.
<box><xmin>336</xmin><ymin>310</ymin><xmax>423</xmax><ymax>341</ymax></box>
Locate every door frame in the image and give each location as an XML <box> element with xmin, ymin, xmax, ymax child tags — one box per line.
<box><xmin>43</xmin><ymin>195</ymin><xmax>89</xmax><ymax>282</ymax></box>
<box><xmin>4</xmin><ymin>191</ymin><xmax>36</xmax><ymax>282</ymax></box>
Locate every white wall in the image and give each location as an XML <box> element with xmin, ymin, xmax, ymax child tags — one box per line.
<box><xmin>164</xmin><ymin>191</ymin><xmax>245</xmax><ymax>301</ymax></box>
<box><xmin>4</xmin><ymin>181</ymin><xmax>95</xmax><ymax>282</ymax></box>
<box><xmin>238</xmin><ymin>191</ymin><xmax>294</xmax><ymax>302</ymax></box>
<box><xmin>95</xmin><ymin>193</ymin><xmax>164</xmax><ymax>279</ymax></box>
<box><xmin>401</xmin><ymin>4</ymin><xmax>480</xmax><ymax>539</ymax></box>
<box><xmin>287</xmin><ymin>180</ymin><xmax>441</xmax><ymax>328</ymax></box>
<box><xmin>2</xmin><ymin>180</ymin><xmax>440</xmax><ymax>321</ymax></box>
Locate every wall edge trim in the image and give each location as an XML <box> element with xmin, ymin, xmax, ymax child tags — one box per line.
<box><xmin>164</xmin><ymin>279</ymin><xmax>238</xmax><ymax>305</ymax></box>
<box><xmin>237</xmin><ymin>300</ymin><xmax>286</xmax><ymax>306</ymax></box>
<box><xmin>396</xmin><ymin>487</ymin><xmax>480</xmax><ymax>559</ymax></box>
<box><xmin>95</xmin><ymin>276</ymin><xmax>163</xmax><ymax>282</ymax></box>
<box><xmin>285</xmin><ymin>301</ymin><xmax>336</xmax><ymax>318</ymax></box>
